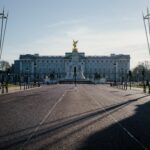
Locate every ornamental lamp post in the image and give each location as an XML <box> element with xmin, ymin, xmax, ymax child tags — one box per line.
<box><xmin>74</xmin><ymin>66</ymin><xmax>77</xmax><ymax>86</ymax></box>
<box><xmin>121</xmin><ymin>68</ymin><xmax>124</xmax><ymax>89</ymax></box>
<box><xmin>142</xmin><ymin>68</ymin><xmax>146</xmax><ymax>93</ymax></box>
<box><xmin>113</xmin><ymin>63</ymin><xmax>117</xmax><ymax>86</ymax></box>
<box><xmin>19</xmin><ymin>73</ymin><xmax>22</xmax><ymax>90</ymax></box>
<box><xmin>25</xmin><ymin>67</ymin><xmax>29</xmax><ymax>89</ymax></box>
<box><xmin>136</xmin><ymin>70</ymin><xmax>139</xmax><ymax>84</ymax></box>
<box><xmin>128</xmin><ymin>70</ymin><xmax>132</xmax><ymax>90</ymax></box>
<box><xmin>5</xmin><ymin>69</ymin><xmax>10</xmax><ymax>93</ymax></box>
<box><xmin>34</xmin><ymin>61</ymin><xmax>37</xmax><ymax>86</ymax></box>
<box><xmin>1</xmin><ymin>73</ymin><xmax>4</xmax><ymax>93</ymax></box>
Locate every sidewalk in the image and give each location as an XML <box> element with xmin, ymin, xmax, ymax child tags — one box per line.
<box><xmin>127</xmin><ymin>87</ymin><xmax>143</xmax><ymax>91</ymax></box>
<box><xmin>0</xmin><ymin>85</ymin><xmax>41</xmax><ymax>95</ymax></box>
<box><xmin>110</xmin><ymin>84</ymin><xmax>150</xmax><ymax>95</ymax></box>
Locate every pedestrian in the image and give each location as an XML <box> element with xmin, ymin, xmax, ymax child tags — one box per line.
<box><xmin>1</xmin><ymin>81</ymin><xmax>4</xmax><ymax>94</ymax></box>
<box><xmin>5</xmin><ymin>81</ymin><xmax>8</xmax><ymax>93</ymax></box>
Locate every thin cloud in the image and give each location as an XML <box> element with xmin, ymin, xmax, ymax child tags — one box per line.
<box><xmin>47</xmin><ymin>19</ymin><xmax>82</xmax><ymax>29</ymax></box>
<box><xmin>5</xmin><ymin>24</ymin><xmax>149</xmax><ymax>69</ymax></box>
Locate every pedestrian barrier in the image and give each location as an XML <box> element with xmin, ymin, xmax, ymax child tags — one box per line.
<box><xmin>110</xmin><ymin>82</ymin><xmax>150</xmax><ymax>94</ymax></box>
<box><xmin>0</xmin><ymin>82</ymin><xmax>41</xmax><ymax>94</ymax></box>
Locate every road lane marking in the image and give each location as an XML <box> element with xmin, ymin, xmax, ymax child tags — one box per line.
<box><xmin>82</xmin><ymin>86</ymin><xmax>149</xmax><ymax>150</ymax></box>
<box><xmin>20</xmin><ymin>88</ymin><xmax>69</xmax><ymax>150</ymax></box>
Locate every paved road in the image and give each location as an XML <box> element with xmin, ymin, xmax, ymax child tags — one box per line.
<box><xmin>0</xmin><ymin>84</ymin><xmax>150</xmax><ymax>150</ymax></box>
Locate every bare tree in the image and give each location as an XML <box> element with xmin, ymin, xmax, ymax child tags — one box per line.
<box><xmin>0</xmin><ymin>60</ymin><xmax>10</xmax><ymax>71</ymax></box>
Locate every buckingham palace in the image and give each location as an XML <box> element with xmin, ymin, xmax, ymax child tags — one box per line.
<box><xmin>13</xmin><ymin>41</ymin><xmax>130</xmax><ymax>83</ymax></box>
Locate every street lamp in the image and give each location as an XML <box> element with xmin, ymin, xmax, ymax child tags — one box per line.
<box><xmin>142</xmin><ymin>68</ymin><xmax>146</xmax><ymax>93</ymax></box>
<box><xmin>5</xmin><ymin>70</ymin><xmax>9</xmax><ymax>93</ymax></box>
<box><xmin>34</xmin><ymin>61</ymin><xmax>37</xmax><ymax>86</ymax></box>
<box><xmin>26</xmin><ymin>67</ymin><xmax>30</xmax><ymax>89</ymax></box>
<box><xmin>128</xmin><ymin>70</ymin><xmax>132</xmax><ymax>90</ymax></box>
<box><xmin>121</xmin><ymin>68</ymin><xmax>124</xmax><ymax>89</ymax></box>
<box><xmin>74</xmin><ymin>66</ymin><xmax>77</xmax><ymax>86</ymax></box>
<box><xmin>136</xmin><ymin>70</ymin><xmax>139</xmax><ymax>83</ymax></box>
<box><xmin>1</xmin><ymin>73</ymin><xmax>4</xmax><ymax>93</ymax></box>
<box><xmin>19</xmin><ymin>73</ymin><xmax>22</xmax><ymax>90</ymax></box>
<box><xmin>113</xmin><ymin>63</ymin><xmax>116</xmax><ymax>85</ymax></box>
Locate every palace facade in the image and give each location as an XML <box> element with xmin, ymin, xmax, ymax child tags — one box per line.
<box><xmin>13</xmin><ymin>47</ymin><xmax>130</xmax><ymax>82</ymax></box>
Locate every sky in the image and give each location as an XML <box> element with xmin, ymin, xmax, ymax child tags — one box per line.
<box><xmin>1</xmin><ymin>0</ymin><xmax>150</xmax><ymax>68</ymax></box>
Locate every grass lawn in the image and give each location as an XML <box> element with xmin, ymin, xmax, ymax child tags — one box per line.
<box><xmin>8</xmin><ymin>84</ymin><xmax>20</xmax><ymax>88</ymax></box>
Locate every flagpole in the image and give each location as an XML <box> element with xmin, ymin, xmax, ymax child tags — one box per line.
<box><xmin>0</xmin><ymin>9</ymin><xmax>4</xmax><ymax>59</ymax></box>
<box><xmin>147</xmin><ymin>8</ymin><xmax>150</xmax><ymax>35</ymax></box>
<box><xmin>143</xmin><ymin>12</ymin><xmax>150</xmax><ymax>54</ymax></box>
<box><xmin>0</xmin><ymin>13</ymin><xmax>8</xmax><ymax>59</ymax></box>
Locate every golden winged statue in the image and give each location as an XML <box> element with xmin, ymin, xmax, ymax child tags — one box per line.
<box><xmin>72</xmin><ymin>40</ymin><xmax>78</xmax><ymax>52</ymax></box>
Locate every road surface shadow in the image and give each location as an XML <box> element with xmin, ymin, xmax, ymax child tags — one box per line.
<box><xmin>124</xmin><ymin>94</ymin><xmax>133</xmax><ymax>97</ymax></box>
<box><xmin>0</xmin><ymin>95</ymin><xmax>149</xmax><ymax>149</ymax></box>
<box><xmin>0</xmin><ymin>95</ymin><xmax>148</xmax><ymax>139</ymax></box>
<box><xmin>110</xmin><ymin>91</ymin><xmax>120</xmax><ymax>93</ymax></box>
<box><xmin>78</xmin><ymin>101</ymin><xmax>150</xmax><ymax>150</ymax></box>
